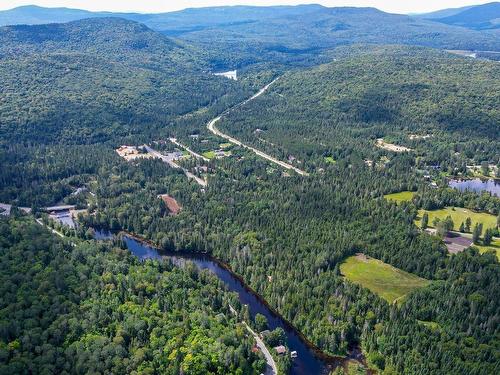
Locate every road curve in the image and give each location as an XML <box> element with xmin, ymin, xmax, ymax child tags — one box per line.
<box><xmin>207</xmin><ymin>78</ymin><xmax>309</xmax><ymax>176</ymax></box>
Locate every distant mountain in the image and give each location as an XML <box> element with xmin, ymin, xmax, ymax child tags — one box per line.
<box><xmin>424</xmin><ymin>2</ymin><xmax>500</xmax><ymax>30</ymax></box>
<box><xmin>0</xmin><ymin>4</ymin><xmax>498</xmax><ymax>58</ymax></box>
<box><xmin>414</xmin><ymin>5</ymin><xmax>476</xmax><ymax>19</ymax></box>
<box><xmin>0</xmin><ymin>4</ymin><xmax>324</xmax><ymax>28</ymax></box>
<box><xmin>0</xmin><ymin>18</ymin><xmax>245</xmax><ymax>144</ymax></box>
<box><xmin>0</xmin><ymin>5</ymin><xmax>146</xmax><ymax>26</ymax></box>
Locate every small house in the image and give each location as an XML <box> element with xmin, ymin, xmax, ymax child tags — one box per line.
<box><xmin>274</xmin><ymin>345</ymin><xmax>286</xmax><ymax>355</ymax></box>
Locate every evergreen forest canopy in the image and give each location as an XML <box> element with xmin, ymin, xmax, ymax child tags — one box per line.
<box><xmin>0</xmin><ymin>217</ymin><xmax>266</xmax><ymax>374</ymax></box>
<box><xmin>0</xmin><ymin>18</ymin><xmax>254</xmax><ymax>144</ymax></box>
<box><xmin>217</xmin><ymin>45</ymin><xmax>500</xmax><ymax>169</ymax></box>
<box><xmin>1</xmin><ymin>4</ymin><xmax>500</xmax><ymax>68</ymax></box>
<box><xmin>0</xmin><ymin>4</ymin><xmax>499</xmax><ymax>375</ymax></box>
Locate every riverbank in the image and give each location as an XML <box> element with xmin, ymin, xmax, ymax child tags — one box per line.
<box><xmin>116</xmin><ymin>231</ymin><xmax>368</xmax><ymax>374</ymax></box>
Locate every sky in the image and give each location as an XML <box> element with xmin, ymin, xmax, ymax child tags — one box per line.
<box><xmin>0</xmin><ymin>1</ymin><xmax>494</xmax><ymax>14</ymax></box>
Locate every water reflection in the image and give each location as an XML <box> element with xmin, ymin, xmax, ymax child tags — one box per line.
<box><xmin>122</xmin><ymin>235</ymin><xmax>338</xmax><ymax>375</ymax></box>
<box><xmin>449</xmin><ymin>178</ymin><xmax>500</xmax><ymax>197</ymax></box>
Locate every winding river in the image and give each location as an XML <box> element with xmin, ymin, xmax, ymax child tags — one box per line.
<box><xmin>103</xmin><ymin>232</ymin><xmax>362</xmax><ymax>374</ymax></box>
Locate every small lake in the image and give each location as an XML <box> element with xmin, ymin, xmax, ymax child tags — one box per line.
<box><xmin>120</xmin><ymin>235</ymin><xmax>351</xmax><ymax>375</ymax></box>
<box><xmin>449</xmin><ymin>178</ymin><xmax>500</xmax><ymax>197</ymax></box>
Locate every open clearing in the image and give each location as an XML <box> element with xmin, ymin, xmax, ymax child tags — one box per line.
<box><xmin>376</xmin><ymin>138</ymin><xmax>412</xmax><ymax>152</ymax></box>
<box><xmin>219</xmin><ymin>142</ymin><xmax>233</xmax><ymax>149</ymax></box>
<box><xmin>202</xmin><ymin>151</ymin><xmax>216</xmax><ymax>159</ymax></box>
<box><xmin>474</xmin><ymin>238</ymin><xmax>500</xmax><ymax>260</ymax></box>
<box><xmin>384</xmin><ymin>191</ymin><xmax>415</xmax><ymax>203</ymax></box>
<box><xmin>324</xmin><ymin>156</ymin><xmax>336</xmax><ymax>164</ymax></box>
<box><xmin>417</xmin><ymin>320</ymin><xmax>441</xmax><ymax>331</ymax></box>
<box><xmin>116</xmin><ymin>145</ymin><xmax>154</xmax><ymax>161</ymax></box>
<box><xmin>340</xmin><ymin>254</ymin><xmax>430</xmax><ymax>304</ymax></box>
<box><xmin>158</xmin><ymin>194</ymin><xmax>181</xmax><ymax>215</ymax></box>
<box><xmin>416</xmin><ymin>207</ymin><xmax>497</xmax><ymax>232</ymax></box>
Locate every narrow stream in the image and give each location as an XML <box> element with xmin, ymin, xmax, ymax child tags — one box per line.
<box><xmin>95</xmin><ymin>229</ymin><xmax>362</xmax><ymax>374</ymax></box>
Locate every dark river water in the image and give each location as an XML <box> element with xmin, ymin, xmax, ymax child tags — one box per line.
<box><xmin>449</xmin><ymin>178</ymin><xmax>500</xmax><ymax>197</ymax></box>
<box><xmin>119</xmin><ymin>235</ymin><xmax>352</xmax><ymax>375</ymax></box>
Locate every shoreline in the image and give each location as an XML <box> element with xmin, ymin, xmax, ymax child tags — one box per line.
<box><xmin>118</xmin><ymin>230</ymin><xmax>365</xmax><ymax>368</ymax></box>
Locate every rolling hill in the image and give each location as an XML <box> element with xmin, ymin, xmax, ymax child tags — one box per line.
<box><xmin>431</xmin><ymin>2</ymin><xmax>500</xmax><ymax>30</ymax></box>
<box><xmin>413</xmin><ymin>5</ymin><xmax>476</xmax><ymax>19</ymax></box>
<box><xmin>217</xmin><ymin>45</ymin><xmax>500</xmax><ymax>164</ymax></box>
<box><xmin>0</xmin><ymin>18</ymin><xmax>247</xmax><ymax>145</ymax></box>
<box><xmin>0</xmin><ymin>4</ymin><xmax>499</xmax><ymax>70</ymax></box>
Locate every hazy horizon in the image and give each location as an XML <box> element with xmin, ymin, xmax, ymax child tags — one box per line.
<box><xmin>0</xmin><ymin>0</ymin><xmax>496</xmax><ymax>15</ymax></box>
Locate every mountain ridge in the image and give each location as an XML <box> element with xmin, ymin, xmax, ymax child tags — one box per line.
<box><xmin>434</xmin><ymin>2</ymin><xmax>500</xmax><ymax>30</ymax></box>
<box><xmin>0</xmin><ymin>4</ymin><xmax>498</xmax><ymax>56</ymax></box>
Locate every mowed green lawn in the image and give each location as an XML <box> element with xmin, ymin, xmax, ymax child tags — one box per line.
<box><xmin>340</xmin><ymin>254</ymin><xmax>430</xmax><ymax>304</ymax></box>
<box><xmin>416</xmin><ymin>207</ymin><xmax>497</xmax><ymax>232</ymax></box>
<box><xmin>475</xmin><ymin>238</ymin><xmax>500</xmax><ymax>260</ymax></box>
<box><xmin>202</xmin><ymin>151</ymin><xmax>216</xmax><ymax>159</ymax></box>
<box><xmin>384</xmin><ymin>191</ymin><xmax>415</xmax><ymax>203</ymax></box>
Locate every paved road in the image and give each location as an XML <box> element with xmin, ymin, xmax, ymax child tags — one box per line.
<box><xmin>169</xmin><ymin>137</ymin><xmax>210</xmax><ymax>162</ymax></box>
<box><xmin>35</xmin><ymin>218</ymin><xmax>65</xmax><ymax>239</ymax></box>
<box><xmin>1</xmin><ymin>203</ymin><xmax>31</xmax><ymax>216</ymax></box>
<box><xmin>144</xmin><ymin>145</ymin><xmax>207</xmax><ymax>187</ymax></box>
<box><xmin>207</xmin><ymin>78</ymin><xmax>309</xmax><ymax>176</ymax></box>
<box><xmin>243</xmin><ymin>322</ymin><xmax>278</xmax><ymax>375</ymax></box>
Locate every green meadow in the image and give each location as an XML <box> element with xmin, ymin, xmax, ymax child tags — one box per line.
<box><xmin>474</xmin><ymin>238</ymin><xmax>500</xmax><ymax>260</ymax></box>
<box><xmin>384</xmin><ymin>191</ymin><xmax>415</xmax><ymax>203</ymax></box>
<box><xmin>416</xmin><ymin>207</ymin><xmax>497</xmax><ymax>232</ymax></box>
<box><xmin>324</xmin><ymin>156</ymin><xmax>336</xmax><ymax>164</ymax></box>
<box><xmin>341</xmin><ymin>254</ymin><xmax>430</xmax><ymax>304</ymax></box>
<box><xmin>202</xmin><ymin>151</ymin><xmax>216</xmax><ymax>159</ymax></box>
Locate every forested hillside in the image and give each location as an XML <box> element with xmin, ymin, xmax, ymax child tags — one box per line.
<box><xmin>0</xmin><ymin>217</ymin><xmax>265</xmax><ymax>374</ymax></box>
<box><xmin>0</xmin><ymin>6</ymin><xmax>499</xmax><ymax>375</ymax></box>
<box><xmin>1</xmin><ymin>5</ymin><xmax>499</xmax><ymax>69</ymax></box>
<box><xmin>218</xmin><ymin>46</ymin><xmax>500</xmax><ymax>168</ymax></box>
<box><xmin>432</xmin><ymin>2</ymin><xmax>500</xmax><ymax>30</ymax></box>
<box><xmin>0</xmin><ymin>18</ymin><xmax>252</xmax><ymax>144</ymax></box>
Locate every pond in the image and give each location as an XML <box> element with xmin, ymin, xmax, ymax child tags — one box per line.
<box><xmin>449</xmin><ymin>178</ymin><xmax>500</xmax><ymax>197</ymax></box>
<box><xmin>120</xmin><ymin>235</ymin><xmax>356</xmax><ymax>375</ymax></box>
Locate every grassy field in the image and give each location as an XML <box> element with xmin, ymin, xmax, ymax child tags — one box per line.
<box><xmin>474</xmin><ymin>238</ymin><xmax>500</xmax><ymax>260</ymax></box>
<box><xmin>202</xmin><ymin>151</ymin><xmax>216</xmax><ymax>159</ymax></box>
<box><xmin>416</xmin><ymin>207</ymin><xmax>497</xmax><ymax>232</ymax></box>
<box><xmin>340</xmin><ymin>254</ymin><xmax>430</xmax><ymax>304</ymax></box>
<box><xmin>324</xmin><ymin>156</ymin><xmax>336</xmax><ymax>164</ymax></box>
<box><xmin>384</xmin><ymin>191</ymin><xmax>415</xmax><ymax>203</ymax></box>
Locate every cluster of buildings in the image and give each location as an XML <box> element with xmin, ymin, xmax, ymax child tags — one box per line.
<box><xmin>116</xmin><ymin>145</ymin><xmax>153</xmax><ymax>161</ymax></box>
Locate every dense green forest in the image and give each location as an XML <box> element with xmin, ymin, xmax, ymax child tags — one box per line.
<box><xmin>0</xmin><ymin>10</ymin><xmax>499</xmax><ymax>375</ymax></box>
<box><xmin>0</xmin><ymin>18</ymin><xmax>258</xmax><ymax>145</ymax></box>
<box><xmin>78</xmin><ymin>147</ymin><xmax>499</xmax><ymax>373</ymax></box>
<box><xmin>1</xmin><ymin>5</ymin><xmax>500</xmax><ymax>69</ymax></box>
<box><xmin>0</xmin><ymin>217</ymin><xmax>266</xmax><ymax>374</ymax></box>
<box><xmin>216</xmin><ymin>46</ymin><xmax>500</xmax><ymax>171</ymax></box>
